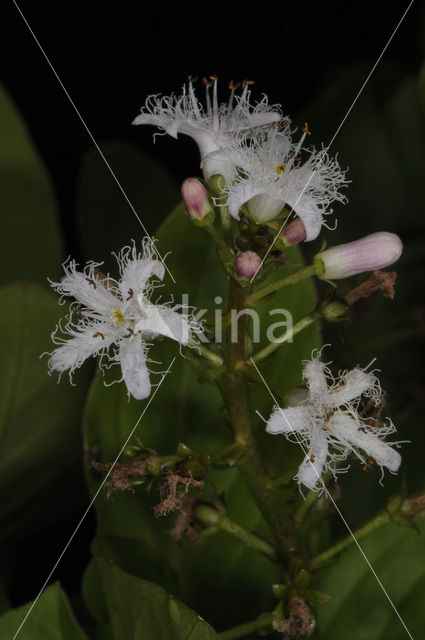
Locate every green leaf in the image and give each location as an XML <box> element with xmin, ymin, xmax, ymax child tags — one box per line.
<box><xmin>317</xmin><ymin>518</ymin><xmax>425</xmax><ymax>639</ymax></box>
<box><xmin>0</xmin><ymin>84</ymin><xmax>62</xmax><ymax>287</ymax></box>
<box><xmin>0</xmin><ymin>584</ymin><xmax>88</xmax><ymax>639</ymax></box>
<box><xmin>91</xmin><ymin>558</ymin><xmax>220</xmax><ymax>640</ymax></box>
<box><xmin>75</xmin><ymin>141</ymin><xmax>179</xmax><ymax>268</ymax></box>
<box><xmin>0</xmin><ymin>283</ymin><xmax>92</xmax><ymax>541</ymax></box>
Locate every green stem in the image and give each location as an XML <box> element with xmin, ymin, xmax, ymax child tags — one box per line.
<box><xmin>294</xmin><ymin>488</ymin><xmax>322</xmax><ymax>527</ymax></box>
<box><xmin>195</xmin><ymin>504</ymin><xmax>278</xmax><ymax>561</ymax></box>
<box><xmin>251</xmin><ymin>311</ymin><xmax>320</xmax><ymax>363</ymax></box>
<box><xmin>220</xmin><ymin>279</ymin><xmax>303</xmax><ymax>564</ymax></box>
<box><xmin>219</xmin><ymin>613</ymin><xmax>273</xmax><ymax>640</ymax></box>
<box><xmin>245</xmin><ymin>265</ymin><xmax>316</xmax><ymax>307</ymax></box>
<box><xmin>311</xmin><ymin>510</ymin><xmax>390</xmax><ymax>570</ymax></box>
<box><xmin>187</xmin><ymin>339</ymin><xmax>224</xmax><ymax>367</ymax></box>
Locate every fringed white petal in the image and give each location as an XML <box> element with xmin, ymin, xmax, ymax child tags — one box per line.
<box><xmin>48</xmin><ymin>322</ymin><xmax>115</xmax><ymax>374</ymax></box>
<box><xmin>52</xmin><ymin>262</ymin><xmax>117</xmax><ymax>316</ymax></box>
<box><xmin>329</xmin><ymin>413</ymin><xmax>401</xmax><ymax>473</ymax></box>
<box><xmin>120</xmin><ymin>258</ymin><xmax>164</xmax><ymax>297</ymax></box>
<box><xmin>266</xmin><ymin>405</ymin><xmax>310</xmax><ymax>435</ymax></box>
<box><xmin>328</xmin><ymin>369</ymin><xmax>378</xmax><ymax>407</ymax></box>
<box><xmin>296</xmin><ymin>429</ymin><xmax>328</xmax><ymax>491</ymax></box>
<box><xmin>119</xmin><ymin>334</ymin><xmax>151</xmax><ymax>400</ymax></box>
<box><xmin>303</xmin><ymin>357</ymin><xmax>329</xmax><ymax>404</ymax></box>
<box><xmin>135</xmin><ymin>303</ymin><xmax>191</xmax><ymax>345</ymax></box>
<box><xmin>286</xmin><ymin>198</ymin><xmax>323</xmax><ymax>242</ymax></box>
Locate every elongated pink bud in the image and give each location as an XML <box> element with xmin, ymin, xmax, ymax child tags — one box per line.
<box><xmin>235</xmin><ymin>251</ymin><xmax>262</xmax><ymax>280</ymax></box>
<box><xmin>181</xmin><ymin>178</ymin><xmax>214</xmax><ymax>226</ymax></box>
<box><xmin>315</xmin><ymin>232</ymin><xmax>403</xmax><ymax>280</ymax></box>
<box><xmin>280</xmin><ymin>218</ymin><xmax>307</xmax><ymax>247</ymax></box>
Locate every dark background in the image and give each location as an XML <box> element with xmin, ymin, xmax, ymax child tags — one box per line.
<box><xmin>1</xmin><ymin>1</ymin><xmax>424</xmax><ymax>255</ymax></box>
<box><xmin>1</xmin><ymin>0</ymin><xmax>424</xmax><ymax>615</ymax></box>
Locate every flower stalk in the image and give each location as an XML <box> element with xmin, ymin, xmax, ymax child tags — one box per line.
<box><xmin>251</xmin><ymin>310</ymin><xmax>320</xmax><ymax>363</ymax></box>
<box><xmin>245</xmin><ymin>264</ymin><xmax>317</xmax><ymax>307</ymax></box>
<box><xmin>195</xmin><ymin>503</ymin><xmax>278</xmax><ymax>561</ymax></box>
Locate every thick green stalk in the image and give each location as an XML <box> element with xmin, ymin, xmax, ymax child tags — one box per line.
<box><xmin>220</xmin><ymin>279</ymin><xmax>303</xmax><ymax>565</ymax></box>
<box><xmin>219</xmin><ymin>613</ymin><xmax>273</xmax><ymax>640</ymax></box>
<box><xmin>251</xmin><ymin>311</ymin><xmax>320</xmax><ymax>363</ymax></box>
<box><xmin>245</xmin><ymin>265</ymin><xmax>316</xmax><ymax>307</ymax></box>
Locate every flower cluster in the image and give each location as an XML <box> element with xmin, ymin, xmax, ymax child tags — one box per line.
<box><xmin>47</xmin><ymin>239</ymin><xmax>197</xmax><ymax>400</ymax></box>
<box><xmin>134</xmin><ymin>77</ymin><xmax>348</xmax><ymax>240</ymax></box>
<box><xmin>266</xmin><ymin>352</ymin><xmax>402</xmax><ymax>492</ymax></box>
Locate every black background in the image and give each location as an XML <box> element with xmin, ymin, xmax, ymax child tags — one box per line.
<box><xmin>1</xmin><ymin>0</ymin><xmax>424</xmax><ymax>612</ymax></box>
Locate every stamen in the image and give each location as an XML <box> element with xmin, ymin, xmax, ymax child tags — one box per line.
<box><xmin>227</xmin><ymin>80</ymin><xmax>240</xmax><ymax>114</ymax></box>
<box><xmin>362</xmin><ymin>459</ymin><xmax>375</xmax><ymax>472</ymax></box>
<box><xmin>126</xmin><ymin>288</ymin><xmax>134</xmax><ymax>301</ymax></box>
<box><xmin>86</xmin><ymin>277</ymin><xmax>97</xmax><ymax>289</ymax></box>
<box><xmin>93</xmin><ymin>331</ymin><xmax>105</xmax><ymax>340</ymax></box>
<box><xmin>276</xmin><ymin>164</ymin><xmax>286</xmax><ymax>175</ymax></box>
<box><xmin>210</xmin><ymin>75</ymin><xmax>219</xmax><ymax>132</ymax></box>
<box><xmin>202</xmin><ymin>77</ymin><xmax>212</xmax><ymax>115</ymax></box>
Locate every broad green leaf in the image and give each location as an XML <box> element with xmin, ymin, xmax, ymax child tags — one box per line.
<box><xmin>0</xmin><ymin>84</ymin><xmax>62</xmax><ymax>286</ymax></box>
<box><xmin>0</xmin><ymin>283</ymin><xmax>92</xmax><ymax>541</ymax></box>
<box><xmin>75</xmin><ymin>141</ymin><xmax>179</xmax><ymax>268</ymax></box>
<box><xmin>84</xmin><ymin>204</ymin><xmax>319</xmax><ymax>628</ymax></box>
<box><xmin>91</xmin><ymin>558</ymin><xmax>220</xmax><ymax>640</ymax></box>
<box><xmin>317</xmin><ymin>518</ymin><xmax>425</xmax><ymax>639</ymax></box>
<box><xmin>0</xmin><ymin>584</ymin><xmax>88</xmax><ymax>639</ymax></box>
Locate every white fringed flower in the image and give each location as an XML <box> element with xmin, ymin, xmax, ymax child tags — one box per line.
<box><xmin>266</xmin><ymin>353</ymin><xmax>402</xmax><ymax>491</ymax></box>
<box><xmin>222</xmin><ymin>126</ymin><xmax>348</xmax><ymax>240</ymax></box>
<box><xmin>133</xmin><ymin>77</ymin><xmax>281</xmax><ymax>184</ymax></box>
<box><xmin>47</xmin><ymin>239</ymin><xmax>196</xmax><ymax>400</ymax></box>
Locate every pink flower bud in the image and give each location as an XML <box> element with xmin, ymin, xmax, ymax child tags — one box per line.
<box><xmin>235</xmin><ymin>251</ymin><xmax>262</xmax><ymax>280</ymax></box>
<box><xmin>316</xmin><ymin>232</ymin><xmax>403</xmax><ymax>280</ymax></box>
<box><xmin>280</xmin><ymin>218</ymin><xmax>307</xmax><ymax>247</ymax></box>
<box><xmin>181</xmin><ymin>178</ymin><xmax>214</xmax><ymax>225</ymax></box>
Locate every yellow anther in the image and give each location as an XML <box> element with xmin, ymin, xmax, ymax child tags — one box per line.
<box><xmin>228</xmin><ymin>80</ymin><xmax>240</xmax><ymax>91</ymax></box>
<box><xmin>112</xmin><ymin>309</ymin><xmax>126</xmax><ymax>324</ymax></box>
<box><xmin>93</xmin><ymin>331</ymin><xmax>105</xmax><ymax>340</ymax></box>
<box><xmin>188</xmin><ymin>75</ymin><xmax>198</xmax><ymax>83</ymax></box>
<box><xmin>303</xmin><ymin>122</ymin><xmax>311</xmax><ymax>135</ymax></box>
<box><xmin>311</xmin><ymin>144</ymin><xmax>316</xmax><ymax>152</ymax></box>
<box><xmin>210</xmin><ymin>74</ymin><xmax>218</xmax><ymax>81</ymax></box>
<box><xmin>242</xmin><ymin>79</ymin><xmax>255</xmax><ymax>88</ymax></box>
<box><xmin>276</xmin><ymin>164</ymin><xmax>286</xmax><ymax>175</ymax></box>
<box><xmin>202</xmin><ymin>77</ymin><xmax>212</xmax><ymax>88</ymax></box>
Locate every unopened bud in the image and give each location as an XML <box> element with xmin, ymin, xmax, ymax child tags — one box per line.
<box><xmin>279</xmin><ymin>218</ymin><xmax>307</xmax><ymax>247</ymax></box>
<box><xmin>235</xmin><ymin>251</ymin><xmax>262</xmax><ymax>280</ymax></box>
<box><xmin>315</xmin><ymin>232</ymin><xmax>403</xmax><ymax>280</ymax></box>
<box><xmin>181</xmin><ymin>178</ymin><xmax>214</xmax><ymax>226</ymax></box>
<box><xmin>319</xmin><ymin>300</ymin><xmax>348</xmax><ymax>322</ymax></box>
